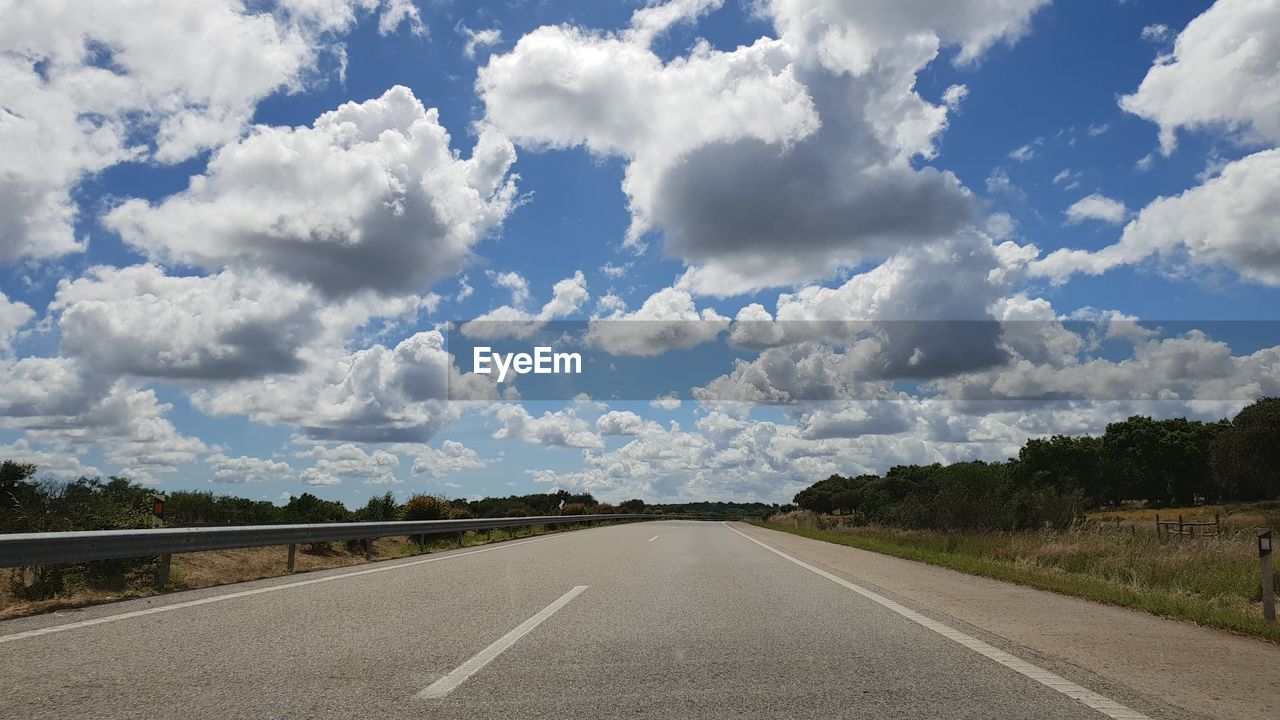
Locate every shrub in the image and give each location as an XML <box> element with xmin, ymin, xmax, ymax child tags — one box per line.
<box><xmin>400</xmin><ymin>494</ymin><xmax>452</xmax><ymax>521</ymax></box>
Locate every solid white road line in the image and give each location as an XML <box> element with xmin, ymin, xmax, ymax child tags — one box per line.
<box><xmin>724</xmin><ymin>523</ymin><xmax>1152</xmax><ymax>720</ymax></box>
<box><xmin>0</xmin><ymin>536</ymin><xmax>560</xmax><ymax>645</ymax></box>
<box><xmin>417</xmin><ymin>585</ymin><xmax>588</xmax><ymax>700</ymax></box>
<box><xmin>647</xmin><ymin>535</ymin><xmax>659</xmax><ymax>542</ymax></box>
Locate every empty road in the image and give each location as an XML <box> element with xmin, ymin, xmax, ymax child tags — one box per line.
<box><xmin>0</xmin><ymin>521</ymin><xmax>1251</xmax><ymax>719</ymax></box>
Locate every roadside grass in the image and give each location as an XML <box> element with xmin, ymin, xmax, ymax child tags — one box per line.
<box><xmin>751</xmin><ymin>513</ymin><xmax>1280</xmax><ymax>643</ymax></box>
<box><xmin>0</xmin><ymin>521</ymin><xmax>603</xmax><ymax>621</ymax></box>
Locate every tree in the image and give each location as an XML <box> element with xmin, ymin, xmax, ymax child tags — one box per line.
<box><xmin>1212</xmin><ymin>397</ymin><xmax>1280</xmax><ymax>501</ymax></box>
<box><xmin>1016</xmin><ymin>435</ymin><xmax>1111</xmax><ymax>507</ymax></box>
<box><xmin>1102</xmin><ymin>416</ymin><xmax>1221</xmax><ymax>506</ymax></box>
<box><xmin>356</xmin><ymin>492</ymin><xmax>399</xmax><ymax>522</ymax></box>
<box><xmin>0</xmin><ymin>461</ymin><xmax>39</xmax><ymax>532</ymax></box>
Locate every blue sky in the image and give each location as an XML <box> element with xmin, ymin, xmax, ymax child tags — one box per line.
<box><xmin>2</xmin><ymin>0</ymin><xmax>1278</xmax><ymax>506</ymax></box>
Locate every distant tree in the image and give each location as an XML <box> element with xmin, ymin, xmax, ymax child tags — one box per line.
<box><xmin>355</xmin><ymin>492</ymin><xmax>399</xmax><ymax>522</ymax></box>
<box><xmin>1015</xmin><ymin>435</ymin><xmax>1112</xmax><ymax>507</ymax></box>
<box><xmin>1212</xmin><ymin>397</ymin><xmax>1280</xmax><ymax>501</ymax></box>
<box><xmin>0</xmin><ymin>460</ymin><xmax>40</xmax><ymax>532</ymax></box>
<box><xmin>1103</xmin><ymin>416</ymin><xmax>1222</xmax><ymax>505</ymax></box>
<box><xmin>619</xmin><ymin>498</ymin><xmax>646</xmax><ymax>513</ymax></box>
<box><xmin>284</xmin><ymin>493</ymin><xmax>352</xmax><ymax>523</ymax></box>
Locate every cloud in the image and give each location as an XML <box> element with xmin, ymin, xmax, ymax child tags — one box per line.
<box><xmin>1140</xmin><ymin>24</ymin><xmax>1170</xmax><ymax>43</ymax></box>
<box><xmin>456</xmin><ymin>276</ymin><xmax>475</xmax><ymax>302</ymax></box>
<box><xmin>1033</xmin><ymin>149</ymin><xmax>1280</xmax><ymax>285</ymax></box>
<box><xmin>406</xmin><ymin>440</ymin><xmax>488</xmax><ymax>477</ymax></box>
<box><xmin>1052</xmin><ymin>169</ymin><xmax>1081</xmax><ymax>188</ymax></box>
<box><xmin>724</xmin><ymin>234</ymin><xmax>1015</xmax><ymax>370</ymax></box>
<box><xmin>587</xmin><ymin>286</ymin><xmax>728</xmax><ymax>356</ymax></box>
<box><xmin>298</xmin><ymin>443</ymin><xmax>401</xmax><ymax>485</ymax></box>
<box><xmin>0</xmin><ymin>439</ymin><xmax>103</xmax><ymax>480</ymax></box>
<box><xmin>459</xmin><ymin>25</ymin><xmax>502</xmax><ymax>59</ymax></box>
<box><xmin>105</xmin><ymin>86</ymin><xmax>517</xmax><ymax>299</ymax></box>
<box><xmin>51</xmin><ymin>265</ymin><xmax>323</xmax><ymax>380</ymax></box>
<box><xmin>209</xmin><ymin>453</ymin><xmax>295</xmax><ymax>484</ymax></box>
<box><xmin>0</xmin><ymin>0</ymin><xmax>419</xmax><ymax>264</ymax></box>
<box><xmin>650</xmin><ymin>394</ymin><xmax>682</xmax><ymax>411</ymax></box>
<box><xmin>193</xmin><ymin>331</ymin><xmax>480</xmax><ymax>443</ymax></box>
<box><xmin>1008</xmin><ymin>137</ymin><xmax>1042</xmax><ymax>162</ymax></box>
<box><xmin>479</xmin><ymin>0</ymin><xmax>1044</xmax><ymax>294</ymax></box>
<box><xmin>1120</xmin><ymin>0</ymin><xmax>1280</xmax><ymax>154</ymax></box>
<box><xmin>0</xmin><ymin>356</ymin><xmax>205</xmax><ymax>479</ymax></box>
<box><xmin>461</xmin><ymin>270</ymin><xmax>589</xmax><ymax>339</ymax></box>
<box><xmin>487</xmin><ymin>270</ymin><xmax>530</xmax><ymax>306</ymax></box>
<box><xmin>596</xmin><ymin>410</ymin><xmax>660</xmax><ymax>436</ymax></box>
<box><xmin>942</xmin><ymin>84</ymin><xmax>969</xmax><ymax>110</ymax></box>
<box><xmin>0</xmin><ymin>291</ymin><xmax>34</xmax><ymax>352</ymax></box>
<box><xmin>491</xmin><ymin>404</ymin><xmax>603</xmax><ymax>449</ymax></box>
<box><xmin>1064</xmin><ymin>193</ymin><xmax>1128</xmax><ymax>224</ymax></box>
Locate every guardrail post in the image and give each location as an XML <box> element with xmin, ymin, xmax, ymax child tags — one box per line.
<box><xmin>287</xmin><ymin>543</ymin><xmax>297</xmax><ymax>573</ymax></box>
<box><xmin>157</xmin><ymin>554</ymin><xmax>171</xmax><ymax>587</ymax></box>
<box><xmin>363</xmin><ymin>538</ymin><xmax>372</xmax><ymax>561</ymax></box>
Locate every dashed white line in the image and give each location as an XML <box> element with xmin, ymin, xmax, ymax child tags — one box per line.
<box><xmin>0</xmin><ymin>536</ymin><xmax>559</xmax><ymax>645</ymax></box>
<box><xmin>724</xmin><ymin>523</ymin><xmax>1152</xmax><ymax>720</ymax></box>
<box><xmin>417</xmin><ymin>585</ymin><xmax>588</xmax><ymax>699</ymax></box>
<box><xmin>647</xmin><ymin>535</ymin><xmax>659</xmax><ymax>542</ymax></box>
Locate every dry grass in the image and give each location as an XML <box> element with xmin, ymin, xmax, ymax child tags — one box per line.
<box><xmin>1086</xmin><ymin>501</ymin><xmax>1280</xmax><ymax>533</ymax></box>
<box><xmin>757</xmin><ymin>511</ymin><xmax>1280</xmax><ymax>642</ymax></box>
<box><xmin>0</xmin><ymin>524</ymin><xmax>563</xmax><ymax>620</ymax></box>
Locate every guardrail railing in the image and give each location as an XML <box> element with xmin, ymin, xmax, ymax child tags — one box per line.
<box><xmin>0</xmin><ymin>514</ymin><xmax>656</xmax><ymax>583</ymax></box>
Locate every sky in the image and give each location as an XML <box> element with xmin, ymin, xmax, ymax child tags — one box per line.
<box><xmin>2</xmin><ymin>0</ymin><xmax>1279</xmax><ymax>507</ymax></box>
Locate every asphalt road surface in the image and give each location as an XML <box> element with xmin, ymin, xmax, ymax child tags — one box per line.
<box><xmin>0</xmin><ymin>521</ymin><xmax>1212</xmax><ymax>719</ymax></box>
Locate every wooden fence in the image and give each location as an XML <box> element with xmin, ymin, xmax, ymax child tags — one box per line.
<box><xmin>1155</xmin><ymin>513</ymin><xmax>1222</xmax><ymax>538</ymax></box>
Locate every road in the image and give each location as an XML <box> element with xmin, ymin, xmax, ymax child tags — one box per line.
<box><xmin>0</xmin><ymin>520</ymin><xmax>1254</xmax><ymax>719</ymax></box>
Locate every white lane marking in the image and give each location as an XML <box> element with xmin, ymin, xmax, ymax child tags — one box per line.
<box><xmin>0</xmin><ymin>536</ymin><xmax>559</xmax><ymax>645</ymax></box>
<box><xmin>417</xmin><ymin>585</ymin><xmax>588</xmax><ymax>700</ymax></box>
<box><xmin>723</xmin><ymin>523</ymin><xmax>1152</xmax><ymax>720</ymax></box>
<box><xmin>647</xmin><ymin>535</ymin><xmax>659</xmax><ymax>542</ymax></box>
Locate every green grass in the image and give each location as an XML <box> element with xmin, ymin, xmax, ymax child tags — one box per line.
<box><xmin>750</xmin><ymin>518</ymin><xmax>1280</xmax><ymax>643</ymax></box>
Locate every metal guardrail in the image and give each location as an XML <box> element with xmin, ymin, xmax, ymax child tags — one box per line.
<box><xmin>0</xmin><ymin>514</ymin><xmax>655</xmax><ymax>568</ymax></box>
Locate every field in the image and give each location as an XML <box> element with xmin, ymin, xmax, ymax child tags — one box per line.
<box><xmin>0</xmin><ymin>524</ymin><xmax>559</xmax><ymax>620</ymax></box>
<box><xmin>1086</xmin><ymin>501</ymin><xmax>1280</xmax><ymax>531</ymax></box>
<box><xmin>756</xmin><ymin>505</ymin><xmax>1280</xmax><ymax>643</ymax></box>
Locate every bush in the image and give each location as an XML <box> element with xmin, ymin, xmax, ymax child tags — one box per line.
<box><xmin>559</xmin><ymin>502</ymin><xmax>590</xmax><ymax>516</ymax></box>
<box><xmin>400</xmin><ymin>494</ymin><xmax>452</xmax><ymax>521</ymax></box>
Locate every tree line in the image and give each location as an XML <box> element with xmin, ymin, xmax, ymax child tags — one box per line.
<box><xmin>792</xmin><ymin>397</ymin><xmax>1280</xmax><ymax>531</ymax></box>
<box><xmin>0</xmin><ymin>463</ymin><xmax>779</xmax><ymax>535</ymax></box>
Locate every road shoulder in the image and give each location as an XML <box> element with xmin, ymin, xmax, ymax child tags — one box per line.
<box><xmin>729</xmin><ymin>521</ymin><xmax>1279</xmax><ymax>720</ymax></box>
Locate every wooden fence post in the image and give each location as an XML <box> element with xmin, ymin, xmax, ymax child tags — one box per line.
<box><xmin>1259</xmin><ymin>531</ymin><xmax>1274</xmax><ymax>623</ymax></box>
<box><xmin>157</xmin><ymin>554</ymin><xmax>171</xmax><ymax>587</ymax></box>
